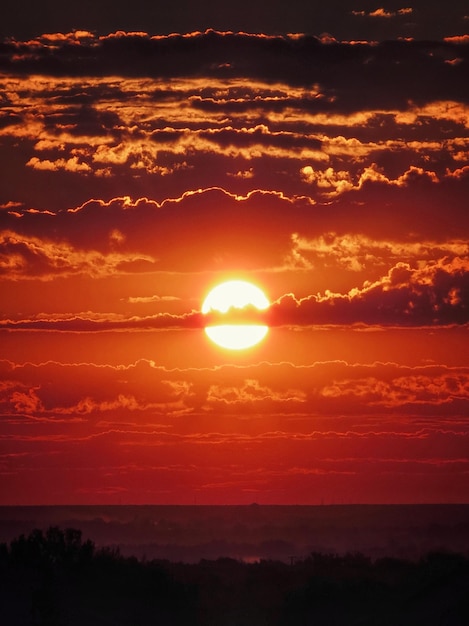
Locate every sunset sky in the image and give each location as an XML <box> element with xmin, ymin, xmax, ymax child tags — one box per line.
<box><xmin>1</xmin><ymin>1</ymin><xmax>468</xmax><ymax>505</ymax></box>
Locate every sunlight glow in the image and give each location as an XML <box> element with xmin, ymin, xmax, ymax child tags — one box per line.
<box><xmin>205</xmin><ymin>324</ymin><xmax>269</xmax><ymax>350</ymax></box>
<box><xmin>202</xmin><ymin>280</ymin><xmax>270</xmax><ymax>350</ymax></box>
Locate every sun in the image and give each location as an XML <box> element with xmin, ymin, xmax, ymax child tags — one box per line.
<box><xmin>202</xmin><ymin>280</ymin><xmax>270</xmax><ymax>350</ymax></box>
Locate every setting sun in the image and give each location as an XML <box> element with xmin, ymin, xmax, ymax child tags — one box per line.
<box><xmin>202</xmin><ymin>280</ymin><xmax>270</xmax><ymax>350</ymax></box>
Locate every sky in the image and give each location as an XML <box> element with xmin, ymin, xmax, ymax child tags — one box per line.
<box><xmin>0</xmin><ymin>1</ymin><xmax>468</xmax><ymax>505</ymax></box>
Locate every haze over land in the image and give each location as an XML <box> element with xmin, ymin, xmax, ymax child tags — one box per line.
<box><xmin>1</xmin><ymin>505</ymin><xmax>469</xmax><ymax>563</ymax></box>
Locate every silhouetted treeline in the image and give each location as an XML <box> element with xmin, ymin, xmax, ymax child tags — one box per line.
<box><xmin>1</xmin><ymin>526</ymin><xmax>468</xmax><ymax>625</ymax></box>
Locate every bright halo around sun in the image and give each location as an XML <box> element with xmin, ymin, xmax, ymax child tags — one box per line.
<box><xmin>202</xmin><ymin>280</ymin><xmax>270</xmax><ymax>350</ymax></box>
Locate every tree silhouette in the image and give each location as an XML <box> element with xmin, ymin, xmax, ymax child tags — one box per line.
<box><xmin>1</xmin><ymin>527</ymin><xmax>469</xmax><ymax>625</ymax></box>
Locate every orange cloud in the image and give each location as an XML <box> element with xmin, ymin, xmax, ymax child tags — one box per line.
<box><xmin>0</xmin><ymin>230</ymin><xmax>157</xmax><ymax>280</ymax></box>
<box><xmin>300</xmin><ymin>166</ymin><xmax>354</xmax><ymax>193</ymax></box>
<box><xmin>2</xmin><ymin>359</ymin><xmax>469</xmax><ymax>427</ymax></box>
<box><xmin>26</xmin><ymin>156</ymin><xmax>92</xmax><ymax>173</ymax></box>
<box><xmin>39</xmin><ymin>31</ymin><xmax>94</xmax><ymax>43</ymax></box>
<box><xmin>2</xmin><ymin>353</ymin><xmax>468</xmax><ymax>504</ymax></box>
<box><xmin>286</xmin><ymin>232</ymin><xmax>468</xmax><ymax>273</ymax></box>
<box><xmin>206</xmin><ymin>379</ymin><xmax>307</xmax><ymax>405</ymax></box>
<box><xmin>269</xmin><ymin>257</ymin><xmax>469</xmax><ymax>327</ymax></box>
<box><xmin>352</xmin><ymin>8</ymin><xmax>413</xmax><ymax>19</ymax></box>
<box><xmin>444</xmin><ymin>35</ymin><xmax>469</xmax><ymax>44</ymax></box>
<box><xmin>300</xmin><ymin>163</ymin><xmax>440</xmax><ymax>197</ymax></box>
<box><xmin>322</xmin><ymin>372</ymin><xmax>469</xmax><ymax>407</ymax></box>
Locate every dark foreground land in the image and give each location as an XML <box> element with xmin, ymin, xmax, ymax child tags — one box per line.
<box><xmin>1</xmin><ymin>526</ymin><xmax>469</xmax><ymax>626</ymax></box>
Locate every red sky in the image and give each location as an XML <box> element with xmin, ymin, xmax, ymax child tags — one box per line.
<box><xmin>0</xmin><ymin>4</ymin><xmax>468</xmax><ymax>504</ymax></box>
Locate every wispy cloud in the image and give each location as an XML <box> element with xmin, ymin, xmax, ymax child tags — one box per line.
<box><xmin>352</xmin><ymin>8</ymin><xmax>413</xmax><ymax>19</ymax></box>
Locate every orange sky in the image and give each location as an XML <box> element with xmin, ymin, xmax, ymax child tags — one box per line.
<box><xmin>0</xmin><ymin>18</ymin><xmax>468</xmax><ymax>504</ymax></box>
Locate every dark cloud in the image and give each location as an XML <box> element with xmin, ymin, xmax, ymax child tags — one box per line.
<box><xmin>1</xmin><ymin>190</ymin><xmax>301</xmax><ymax>273</ymax></box>
<box><xmin>1</xmin><ymin>180</ymin><xmax>468</xmax><ymax>281</ymax></box>
<box><xmin>2</xmin><ymin>0</ymin><xmax>466</xmax><ymax>40</ymax></box>
<box><xmin>198</xmin><ymin>126</ymin><xmax>323</xmax><ymax>152</ymax></box>
<box><xmin>0</xmin><ymin>37</ymin><xmax>466</xmax><ymax>212</ymax></box>
<box><xmin>268</xmin><ymin>259</ymin><xmax>469</xmax><ymax>327</ymax></box>
<box><xmin>1</xmin><ymin>33</ymin><xmax>467</xmax><ymax>108</ymax></box>
<box><xmin>1</xmin><ymin>257</ymin><xmax>468</xmax><ymax>329</ymax></box>
<box><xmin>0</xmin><ymin>311</ymin><xmax>204</xmax><ymax>332</ymax></box>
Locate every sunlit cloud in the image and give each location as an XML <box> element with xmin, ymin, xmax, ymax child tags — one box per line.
<box><xmin>206</xmin><ymin>379</ymin><xmax>307</xmax><ymax>405</ymax></box>
<box><xmin>351</xmin><ymin>8</ymin><xmax>413</xmax><ymax>19</ymax></box>
<box><xmin>287</xmin><ymin>232</ymin><xmax>468</xmax><ymax>273</ymax></box>
<box><xmin>269</xmin><ymin>257</ymin><xmax>469</xmax><ymax>327</ymax></box>
<box><xmin>26</xmin><ymin>156</ymin><xmax>92</xmax><ymax>173</ymax></box>
<box><xmin>127</xmin><ymin>295</ymin><xmax>180</xmax><ymax>304</ymax></box>
<box><xmin>0</xmin><ymin>230</ymin><xmax>158</xmax><ymax>280</ymax></box>
<box><xmin>2</xmin><ymin>359</ymin><xmax>469</xmax><ymax>427</ymax></box>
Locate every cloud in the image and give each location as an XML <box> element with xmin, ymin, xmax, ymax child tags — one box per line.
<box><xmin>26</xmin><ymin>155</ymin><xmax>92</xmax><ymax>173</ymax></box>
<box><xmin>300</xmin><ymin>163</ymin><xmax>443</xmax><ymax>198</ymax></box>
<box><xmin>1</xmin><ymin>32</ymin><xmax>466</xmax><ymax>109</ymax></box>
<box><xmin>0</xmin><ymin>190</ymin><xmax>308</xmax><ymax>277</ymax></box>
<box><xmin>227</xmin><ymin>168</ymin><xmax>254</xmax><ymax>179</ymax></box>
<box><xmin>322</xmin><ymin>373</ymin><xmax>469</xmax><ymax>407</ymax></box>
<box><xmin>268</xmin><ymin>258</ymin><xmax>469</xmax><ymax>327</ymax></box>
<box><xmin>287</xmin><ymin>232</ymin><xmax>468</xmax><ymax>273</ymax></box>
<box><xmin>0</xmin><ymin>40</ymin><xmax>466</xmax><ymax>216</ymax></box>
<box><xmin>2</xmin><ymin>255</ymin><xmax>467</xmax><ymax>329</ymax></box>
<box><xmin>2</xmin><ymin>359</ymin><xmax>468</xmax><ymax>426</ymax></box>
<box><xmin>1</xmin><ymin>180</ymin><xmax>468</xmax><ymax>328</ymax></box>
<box><xmin>0</xmin><ymin>311</ymin><xmax>204</xmax><ymax>332</ymax></box>
<box><xmin>206</xmin><ymin>379</ymin><xmax>307</xmax><ymax>405</ymax></box>
<box><xmin>127</xmin><ymin>295</ymin><xmax>180</xmax><ymax>304</ymax></box>
<box><xmin>444</xmin><ymin>35</ymin><xmax>469</xmax><ymax>44</ymax></box>
<box><xmin>2</xmin><ymin>354</ymin><xmax>468</xmax><ymax>504</ymax></box>
<box><xmin>300</xmin><ymin>166</ymin><xmax>354</xmax><ymax>194</ymax></box>
<box><xmin>54</xmin><ymin>392</ymin><xmax>193</xmax><ymax>418</ymax></box>
<box><xmin>0</xmin><ymin>359</ymin><xmax>198</xmax><ymax>420</ymax></box>
<box><xmin>10</xmin><ymin>387</ymin><xmax>43</xmax><ymax>414</ymax></box>
<box><xmin>352</xmin><ymin>8</ymin><xmax>413</xmax><ymax>19</ymax></box>
<box><xmin>38</xmin><ymin>31</ymin><xmax>95</xmax><ymax>43</ymax></box>
<box><xmin>2</xmin><ymin>177</ymin><xmax>468</xmax><ymax>282</ymax></box>
<box><xmin>0</xmin><ymin>230</ymin><xmax>158</xmax><ymax>279</ymax></box>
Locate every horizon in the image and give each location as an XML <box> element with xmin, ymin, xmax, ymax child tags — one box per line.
<box><xmin>2</xmin><ymin>501</ymin><xmax>469</xmax><ymax>564</ymax></box>
<box><xmin>1</xmin><ymin>502</ymin><xmax>469</xmax><ymax>510</ymax></box>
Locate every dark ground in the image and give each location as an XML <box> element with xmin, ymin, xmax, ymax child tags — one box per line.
<box><xmin>1</xmin><ymin>526</ymin><xmax>469</xmax><ymax>626</ymax></box>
